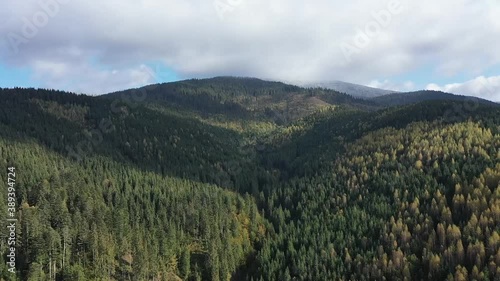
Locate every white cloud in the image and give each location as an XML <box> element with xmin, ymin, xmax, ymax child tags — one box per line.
<box><xmin>0</xmin><ymin>0</ymin><xmax>499</xmax><ymax>95</ymax></box>
<box><xmin>32</xmin><ymin>59</ymin><xmax>157</xmax><ymax>95</ymax></box>
<box><xmin>426</xmin><ymin>75</ymin><xmax>500</xmax><ymax>102</ymax></box>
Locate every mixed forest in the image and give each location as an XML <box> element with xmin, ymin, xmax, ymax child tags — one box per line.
<box><xmin>0</xmin><ymin>77</ymin><xmax>499</xmax><ymax>280</ymax></box>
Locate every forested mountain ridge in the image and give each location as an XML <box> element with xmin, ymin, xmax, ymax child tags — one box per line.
<box><xmin>302</xmin><ymin>80</ymin><xmax>397</xmax><ymax>99</ymax></box>
<box><xmin>0</xmin><ymin>78</ymin><xmax>499</xmax><ymax>281</ymax></box>
<box><xmin>104</xmin><ymin>77</ymin><xmax>378</xmax><ymax>125</ymax></box>
<box><xmin>0</xmin><ymin>87</ymin><xmax>268</xmax><ymax>280</ymax></box>
<box><xmin>370</xmin><ymin>90</ymin><xmax>497</xmax><ymax>107</ymax></box>
<box><xmin>252</xmin><ymin>101</ymin><xmax>499</xmax><ymax>279</ymax></box>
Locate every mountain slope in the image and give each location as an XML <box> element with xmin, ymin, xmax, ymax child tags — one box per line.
<box><xmin>371</xmin><ymin>90</ymin><xmax>498</xmax><ymax>107</ymax></box>
<box><xmin>104</xmin><ymin>77</ymin><xmax>379</xmax><ymax>125</ymax></box>
<box><xmin>255</xmin><ymin>116</ymin><xmax>500</xmax><ymax>280</ymax></box>
<box><xmin>0</xmin><ymin>80</ymin><xmax>499</xmax><ymax>281</ymax></box>
<box><xmin>304</xmin><ymin>80</ymin><xmax>397</xmax><ymax>98</ymax></box>
<box><xmin>251</xmin><ymin>100</ymin><xmax>500</xmax><ymax>280</ymax></box>
<box><xmin>0</xmin><ymin>87</ymin><xmax>267</xmax><ymax>280</ymax></box>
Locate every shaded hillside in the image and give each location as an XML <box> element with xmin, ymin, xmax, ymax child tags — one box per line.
<box><xmin>0</xmin><ymin>88</ymin><xmax>264</xmax><ymax>192</ymax></box>
<box><xmin>371</xmin><ymin>90</ymin><xmax>497</xmax><ymax>107</ymax></box>
<box><xmin>0</xmin><ymin>88</ymin><xmax>267</xmax><ymax>280</ymax></box>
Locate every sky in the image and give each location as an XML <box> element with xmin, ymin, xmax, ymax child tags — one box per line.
<box><xmin>0</xmin><ymin>0</ymin><xmax>499</xmax><ymax>100</ymax></box>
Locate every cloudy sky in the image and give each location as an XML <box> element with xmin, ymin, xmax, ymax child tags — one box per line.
<box><xmin>1</xmin><ymin>0</ymin><xmax>499</xmax><ymax>100</ymax></box>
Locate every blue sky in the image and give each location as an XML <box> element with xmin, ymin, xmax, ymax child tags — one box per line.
<box><xmin>4</xmin><ymin>58</ymin><xmax>497</xmax><ymax>96</ymax></box>
<box><xmin>0</xmin><ymin>63</ymin><xmax>40</xmax><ymax>88</ymax></box>
<box><xmin>1</xmin><ymin>0</ymin><xmax>499</xmax><ymax>100</ymax></box>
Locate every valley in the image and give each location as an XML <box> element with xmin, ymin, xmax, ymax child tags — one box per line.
<box><xmin>0</xmin><ymin>77</ymin><xmax>499</xmax><ymax>280</ymax></box>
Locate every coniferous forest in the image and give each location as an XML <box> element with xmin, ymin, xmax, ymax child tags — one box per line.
<box><xmin>0</xmin><ymin>77</ymin><xmax>499</xmax><ymax>280</ymax></box>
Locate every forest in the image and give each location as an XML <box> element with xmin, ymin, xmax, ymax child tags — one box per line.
<box><xmin>0</xmin><ymin>77</ymin><xmax>499</xmax><ymax>280</ymax></box>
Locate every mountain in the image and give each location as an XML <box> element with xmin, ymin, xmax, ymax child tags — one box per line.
<box><xmin>104</xmin><ymin>76</ymin><xmax>379</xmax><ymax>124</ymax></box>
<box><xmin>303</xmin><ymin>80</ymin><xmax>397</xmax><ymax>98</ymax></box>
<box><xmin>1</xmin><ymin>79</ymin><xmax>499</xmax><ymax>280</ymax></box>
<box><xmin>256</xmin><ymin>100</ymin><xmax>500</xmax><ymax>280</ymax></box>
<box><xmin>0</xmin><ymin>86</ymin><xmax>267</xmax><ymax>280</ymax></box>
<box><xmin>370</xmin><ymin>90</ymin><xmax>499</xmax><ymax>107</ymax></box>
